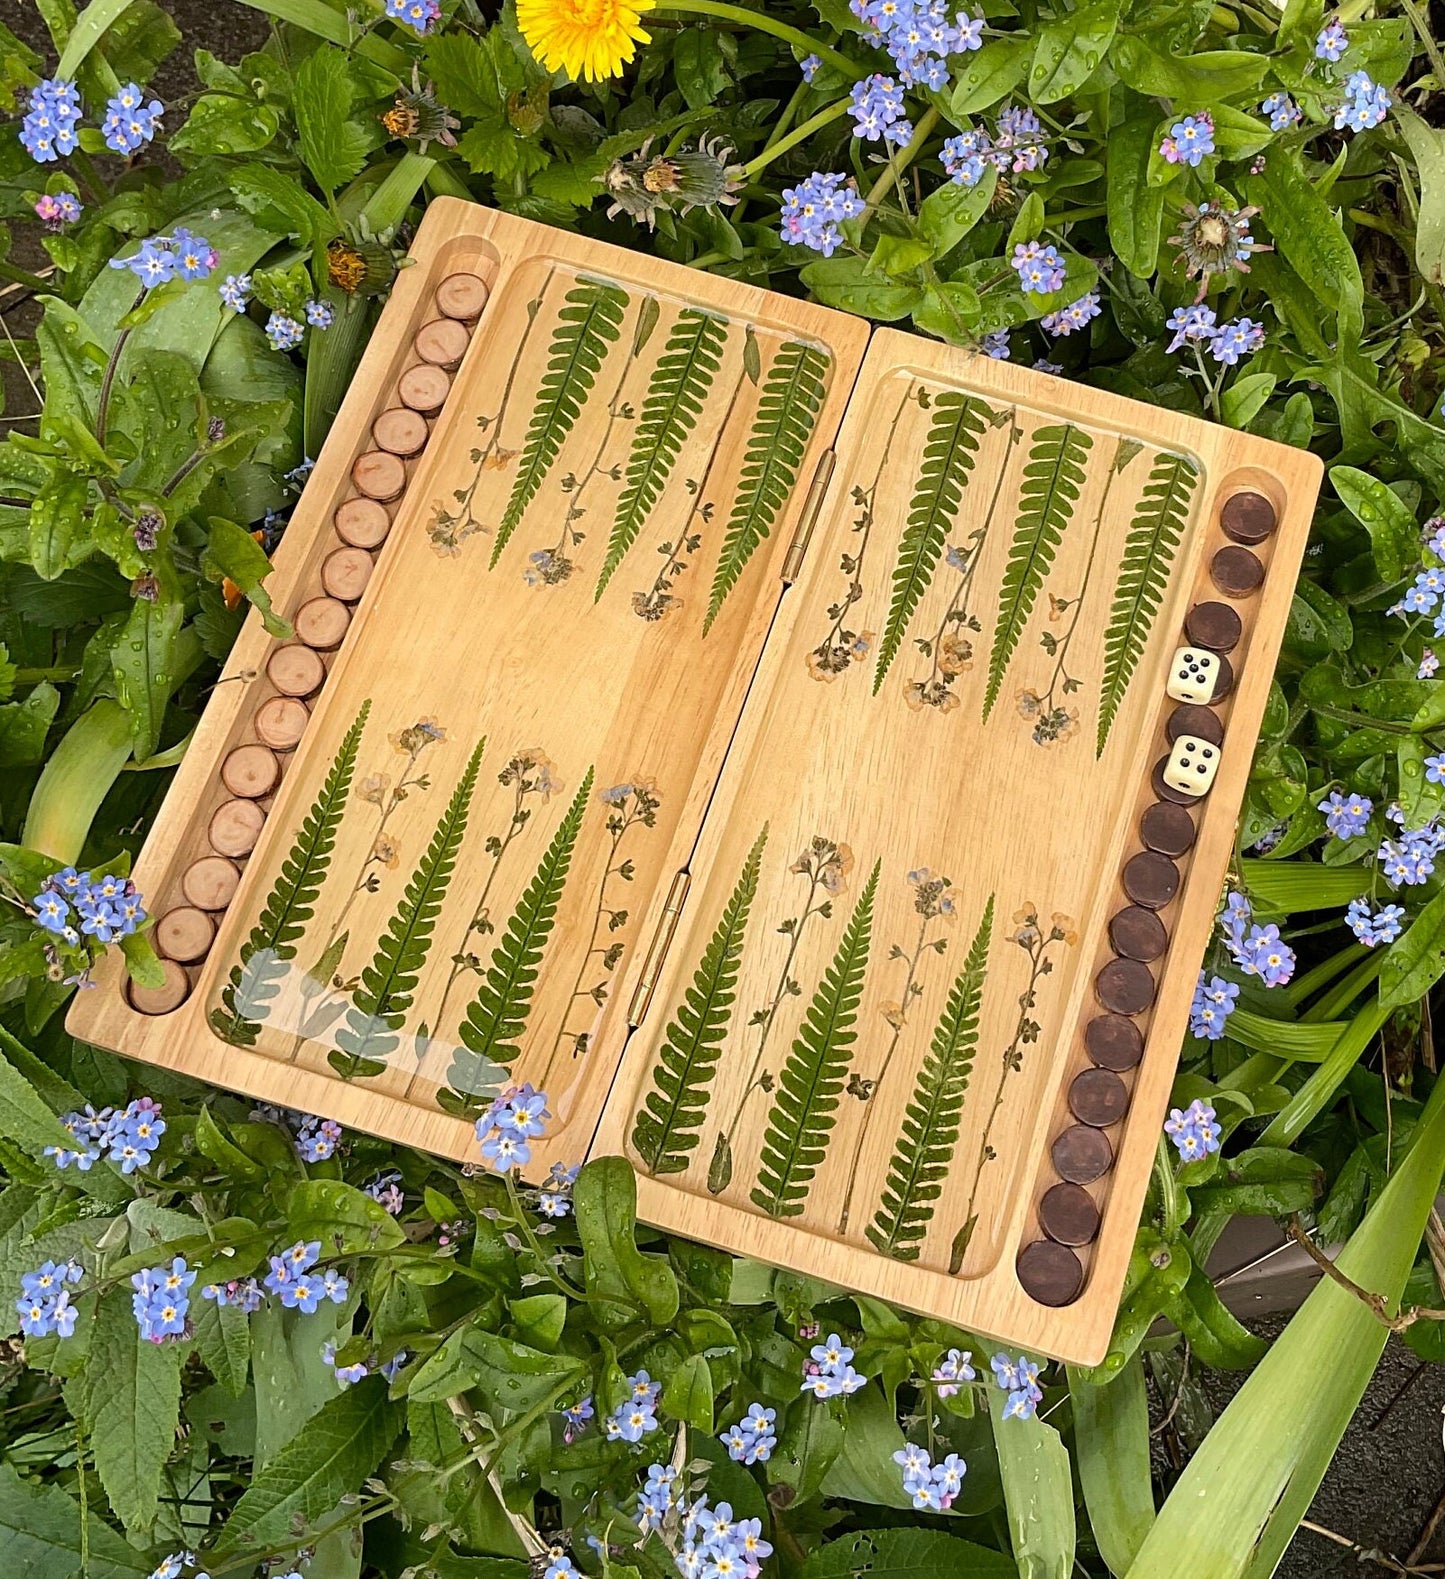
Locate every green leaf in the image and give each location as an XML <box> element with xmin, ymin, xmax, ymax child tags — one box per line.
<box><xmin>1069</xmin><ymin>1359</ymin><xmax>1154</xmax><ymax>1576</ymax></box>
<box><xmin>874</xmin><ymin>393</ymin><xmax>991</xmax><ymax>691</ymax></box>
<box><xmin>1106</xmin><ymin>110</ymin><xmax>1164</xmax><ymax>279</ymax></box>
<box><xmin>28</xmin><ymin>475</ymin><xmax>89</xmax><ymax>582</ymax></box>
<box><xmin>110</xmin><ymin>597</ymin><xmax>184</xmax><ymax>762</ymax></box>
<box><xmin>1095</xmin><ymin>451</ymin><xmax>1198</xmax><ymax>754</ymax></box>
<box><xmin>451</xmin><ymin>769</ymin><xmax>593</xmax><ymax>1105</ymax></box>
<box><xmin>0</xmin><ymin>1031</ymin><xmax>90</xmax><ymax>1164</ymax></box>
<box><xmin>1111</xmin><ymin>38</ymin><xmax>1269</xmax><ymax>99</ymax></box>
<box><xmin>1220</xmin><ymin>372</ymin><xmax>1276</xmax><ymax>430</ymax></box>
<box><xmin>293</xmin><ymin>49</ymin><xmax>370</xmax><ymax>195</ymax></box>
<box><xmin>983</xmin><ymin>422</ymin><xmax>1093</xmax><ymax>719</ymax></box>
<box><xmin>706</xmin><ymin>340</ymin><xmax>831</xmax><ymax>631</ymax></box>
<box><xmin>1028</xmin><ymin>0</ymin><xmax>1121</xmax><ymax>102</ymax></box>
<box><xmin>574</xmin><ymin>1155</ymin><xmax>680</xmax><ymax>1327</ymax></box>
<box><xmin>867</xmin><ymin>898</ymin><xmax>992</xmax><ymax>1259</ymax></box>
<box><xmin>1396</xmin><ymin>104</ymin><xmax>1445</xmax><ymax>286</ymax></box>
<box><xmin>287</xmin><ymin>1179</ymin><xmax>408</xmax><ymax>1255</ymax></box>
<box><xmin>85</xmin><ymin>1287</ymin><xmax>182</xmax><ymax>1536</ymax></box>
<box><xmin>191</xmin><ymin>1296</ymin><xmax>252</xmax><ymax>1399</ymax></box>
<box><xmin>988</xmin><ymin>1384</ymin><xmax>1075</xmax><ymax>1579</ymax></box>
<box><xmin>215</xmin><ymin>1381</ymin><xmax>403</xmax><ymax>1555</ymax></box>
<box><xmin>819</xmin><ymin>1382</ymin><xmax>910</xmax><ymax>1506</ymax></box>
<box><xmin>632</xmin><ymin>827</ymin><xmax>767</xmax><ymax>1173</ymax></box>
<box><xmin>752</xmin><ymin>863</ymin><xmax>878</xmax><ymax>1219</ymax></box>
<box><xmin>0</xmin><ymin>683</ymin><xmax>61</xmax><ymax>769</ymax></box>
<box><xmin>493</xmin><ymin>279</ymin><xmax>630</xmax><ymax>563</ymax></box>
<box><xmin>1380</xmin><ymin>886</ymin><xmax>1445</xmax><ymax>1009</ymax></box>
<box><xmin>917</xmin><ymin>167</ymin><xmax>998</xmax><ymax>256</ymax></box>
<box><xmin>213</xmin><ymin>700</ymin><xmax>370</xmax><ymax>1045</ymax></box>
<box><xmin>1164</xmin><ymin>1265</ymin><xmax>1269</xmax><ymax>1371</ymax></box>
<box><xmin>1329</xmin><ymin>465</ymin><xmax>1419</xmax><ymax>582</ymax></box>
<box><xmin>333</xmin><ymin>738</ymin><xmax>484</xmax><ymax>1077</ymax></box>
<box><xmin>1187</xmin><ymin>1147</ymin><xmax>1323</xmax><ymax>1216</ymax></box>
<box><xmin>947</xmin><ymin>35</ymin><xmax>1030</xmax><ymax>114</ymax></box>
<box><xmin>1242</xmin><ymin>149</ymin><xmax>1363</xmax><ymax>322</ymax></box>
<box><xmin>230</xmin><ymin>164</ymin><xmax>333</xmax><ymax>251</ymax></box>
<box><xmin>205</xmin><ymin>517</ymin><xmax>291</xmax><ymax>639</ymax></box>
<box><xmin>797</xmin><ymin>1529</ymin><xmax>1016</xmax><ymax>1578</ymax></box>
<box><xmin>661</xmin><ymin>1352</ymin><xmax>714</xmax><ymax>1432</ymax></box>
<box><xmin>597</xmin><ymin>308</ymin><xmax>729</xmax><ymax>599</ymax></box>
<box><xmin>509</xmin><ymin>1292</ymin><xmax>566</xmax><ymax>1351</ymax></box>
<box><xmin>0</xmin><ymin>1461</ymin><xmax>150</xmax><ymax>1579</ymax></box>
<box><xmin>799</xmin><ymin>254</ymin><xmax>926</xmax><ymax>320</ymax></box>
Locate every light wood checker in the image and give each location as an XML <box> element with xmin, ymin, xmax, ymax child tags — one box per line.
<box><xmin>68</xmin><ymin>202</ymin><xmax>1320</xmax><ymax>1364</ymax></box>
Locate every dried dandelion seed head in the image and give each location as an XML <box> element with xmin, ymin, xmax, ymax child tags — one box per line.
<box><xmin>1169</xmin><ymin>201</ymin><xmax>1269</xmax><ymax>298</ymax></box>
<box><xmin>326</xmin><ymin>237</ymin><xmax>396</xmax><ymax>296</ymax></box>
<box><xmin>381</xmin><ymin>72</ymin><xmax>460</xmax><ymax>154</ymax></box>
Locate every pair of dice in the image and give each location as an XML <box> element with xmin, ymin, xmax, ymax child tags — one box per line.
<box><xmin>1162</xmin><ymin>648</ymin><xmax>1221</xmax><ymax>797</ymax></box>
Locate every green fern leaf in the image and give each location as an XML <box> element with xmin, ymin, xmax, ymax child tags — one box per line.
<box><xmin>632</xmin><ymin>826</ymin><xmax>767</xmax><ymax>1174</ymax></box>
<box><xmin>491</xmin><ymin>279</ymin><xmax>629</xmax><ymax>565</ymax></box>
<box><xmin>329</xmin><ymin>738</ymin><xmax>485</xmax><ymax>1079</ymax></box>
<box><xmin>448</xmin><ymin>767</ymin><xmax>594</xmax><ymax>1104</ymax></box>
<box><xmin>596</xmin><ymin>308</ymin><xmax>729</xmax><ymax>600</ymax></box>
<box><xmin>705</xmin><ymin>340</ymin><xmax>831</xmax><ymax>633</ymax></box>
<box><xmin>873</xmin><ymin>393</ymin><xmax>990</xmax><ymax>692</ymax></box>
<box><xmin>751</xmin><ymin>861</ymin><xmax>879</xmax><ymax>1219</ymax></box>
<box><xmin>211</xmin><ymin>700</ymin><xmax>370</xmax><ymax>1046</ymax></box>
<box><xmin>982</xmin><ymin>422</ymin><xmax>1094</xmax><ymax>718</ymax></box>
<box><xmin>1095</xmin><ymin>451</ymin><xmax>1199</xmax><ymax>755</ymax></box>
<box><xmin>865</xmin><ymin>897</ymin><xmax>993</xmax><ymax>1260</ymax></box>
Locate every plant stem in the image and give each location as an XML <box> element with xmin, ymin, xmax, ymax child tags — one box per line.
<box><xmin>666</xmin><ymin>0</ymin><xmax>859</xmax><ymax>76</ymax></box>
<box><xmin>864</xmin><ymin>106</ymin><xmax>940</xmax><ymax>211</ymax></box>
<box><xmin>741</xmin><ymin>98</ymin><xmax>851</xmax><ymax>179</ymax></box>
<box><xmin>96</xmin><ymin>287</ymin><xmax>146</xmax><ymax>447</ymax></box>
<box><xmin>0</xmin><ymin>259</ymin><xmax>52</xmax><ymax>294</ymax></box>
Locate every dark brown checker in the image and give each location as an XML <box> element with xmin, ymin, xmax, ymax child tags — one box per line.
<box><xmin>1185</xmin><ymin>600</ymin><xmax>1243</xmax><ymax>654</ymax></box>
<box><xmin>1122</xmin><ymin>849</ymin><xmax>1180</xmax><ymax>909</ymax></box>
<box><xmin>1152</xmin><ymin>757</ymin><xmax>1195</xmax><ymax>805</ymax></box>
<box><xmin>1051</xmin><ymin>1124</ymin><xmax>1113</xmax><ymax>1184</ymax></box>
<box><xmin>1166</xmin><ymin>704</ymin><xmax>1224</xmax><ymax>746</ymax></box>
<box><xmin>1017</xmin><ymin>1239</ymin><xmax>1084</xmax><ymax>1306</ymax></box>
<box><xmin>1211</xmin><ymin>545</ymin><xmax>1264</xmax><ymax>597</ymax></box>
<box><xmin>1220</xmin><ymin>489</ymin><xmax>1277</xmax><ymax>544</ymax></box>
<box><xmin>1140</xmin><ymin>800</ymin><xmax>1196</xmax><ymax>857</ymax></box>
<box><xmin>1095</xmin><ymin>958</ymin><xmax>1156</xmax><ymax>1015</ymax></box>
<box><xmin>1070</xmin><ymin>1067</ymin><xmax>1130</xmax><ymax>1127</ymax></box>
<box><xmin>1039</xmin><ymin>1181</ymin><xmax>1101</xmax><ymax>1246</ymax></box>
<box><xmin>1085</xmin><ymin>1014</ymin><xmax>1144</xmax><ymax>1071</ymax></box>
<box><xmin>1108</xmin><ymin>905</ymin><xmax>1168</xmax><ymax>962</ymax></box>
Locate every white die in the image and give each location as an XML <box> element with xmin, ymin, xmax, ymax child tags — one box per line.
<box><xmin>1166</xmin><ymin>647</ymin><xmax>1220</xmax><ymax>705</ymax></box>
<box><xmin>1163</xmin><ymin>735</ymin><xmax>1220</xmax><ymax>797</ymax></box>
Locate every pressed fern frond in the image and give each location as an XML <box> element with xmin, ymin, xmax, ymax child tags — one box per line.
<box><xmin>705</xmin><ymin>340</ymin><xmax>831</xmax><ymax>633</ymax></box>
<box><xmin>873</xmin><ymin>393</ymin><xmax>990</xmax><ymax>692</ymax></box>
<box><xmin>596</xmin><ymin>308</ymin><xmax>729</xmax><ymax>601</ymax></box>
<box><xmin>982</xmin><ymin>422</ymin><xmax>1093</xmax><ymax>718</ymax></box>
<box><xmin>449</xmin><ymin>767</ymin><xmax>594</xmax><ymax>1104</ymax></box>
<box><xmin>631</xmin><ymin>826</ymin><xmax>767</xmax><ymax>1175</ymax></box>
<box><xmin>1095</xmin><ymin>450</ymin><xmax>1199</xmax><ymax>755</ymax></box>
<box><xmin>329</xmin><ymin>739</ymin><xmax>484</xmax><ymax>1080</ymax></box>
<box><xmin>211</xmin><ymin>700</ymin><xmax>370</xmax><ymax>1045</ymax></box>
<box><xmin>491</xmin><ymin>278</ymin><xmax>629</xmax><ymax>564</ymax></box>
<box><xmin>866</xmin><ymin>897</ymin><xmax>994</xmax><ymax>1260</ymax></box>
<box><xmin>751</xmin><ymin>861</ymin><xmax>878</xmax><ymax>1219</ymax></box>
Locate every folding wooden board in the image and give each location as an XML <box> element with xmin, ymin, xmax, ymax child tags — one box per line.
<box><xmin>69</xmin><ymin>196</ymin><xmax>1320</xmax><ymax>1363</ymax></box>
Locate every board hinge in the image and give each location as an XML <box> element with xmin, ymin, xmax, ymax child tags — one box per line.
<box><xmin>627</xmin><ymin>869</ymin><xmax>691</xmax><ymax>1027</ymax></box>
<box><xmin>781</xmin><ymin>449</ymin><xmax>836</xmax><ymax>584</ymax></box>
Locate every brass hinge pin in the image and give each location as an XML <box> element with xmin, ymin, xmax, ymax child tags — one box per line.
<box><xmin>627</xmin><ymin>869</ymin><xmax>691</xmax><ymax>1027</ymax></box>
<box><xmin>781</xmin><ymin>448</ymin><xmax>836</xmax><ymax>584</ymax></box>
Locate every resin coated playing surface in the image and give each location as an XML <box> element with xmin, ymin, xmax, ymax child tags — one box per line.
<box><xmin>69</xmin><ymin>199</ymin><xmax>1320</xmax><ymax>1362</ymax></box>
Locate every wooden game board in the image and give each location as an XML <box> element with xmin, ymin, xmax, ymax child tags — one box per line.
<box><xmin>68</xmin><ymin>197</ymin><xmax>1320</xmax><ymax>1363</ymax></box>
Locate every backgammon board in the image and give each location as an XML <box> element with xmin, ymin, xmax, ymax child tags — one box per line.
<box><xmin>68</xmin><ymin>197</ymin><xmax>1320</xmax><ymax>1363</ymax></box>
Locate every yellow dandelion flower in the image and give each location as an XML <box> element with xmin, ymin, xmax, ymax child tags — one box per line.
<box><xmin>518</xmin><ymin>0</ymin><xmax>656</xmax><ymax>81</ymax></box>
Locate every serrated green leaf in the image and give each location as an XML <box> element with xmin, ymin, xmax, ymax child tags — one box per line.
<box><xmin>866</xmin><ymin>898</ymin><xmax>992</xmax><ymax>1259</ymax></box>
<box><xmin>492</xmin><ymin>280</ymin><xmax>629</xmax><ymax>563</ymax></box>
<box><xmin>450</xmin><ymin>769</ymin><xmax>593</xmax><ymax>1104</ymax></box>
<box><xmin>983</xmin><ymin>422</ymin><xmax>1093</xmax><ymax>719</ymax></box>
<box><xmin>0</xmin><ymin>1461</ymin><xmax>150</xmax><ymax>1579</ymax></box>
<box><xmin>1095</xmin><ymin>450</ymin><xmax>1198</xmax><ymax>754</ymax></box>
<box><xmin>332</xmin><ymin>738</ymin><xmax>484</xmax><ymax>1077</ymax></box>
<box><xmin>752</xmin><ymin>863</ymin><xmax>878</xmax><ymax>1219</ymax></box>
<box><xmin>213</xmin><ymin>701</ymin><xmax>370</xmax><ymax>1045</ymax></box>
<box><xmin>214</xmin><ymin>1381</ymin><xmax>403</xmax><ymax>1555</ymax></box>
<box><xmin>874</xmin><ymin>393</ymin><xmax>990</xmax><ymax>691</ymax></box>
<box><xmin>596</xmin><ymin>308</ymin><xmax>728</xmax><ymax>599</ymax></box>
<box><xmin>706</xmin><ymin>340</ymin><xmax>831</xmax><ymax>632</ymax></box>
<box><xmin>293</xmin><ymin>49</ymin><xmax>370</xmax><ymax>195</ymax></box>
<box><xmin>632</xmin><ymin>827</ymin><xmax>767</xmax><ymax>1173</ymax></box>
<box><xmin>86</xmin><ymin>1287</ymin><xmax>182</xmax><ymax>1536</ymax></box>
